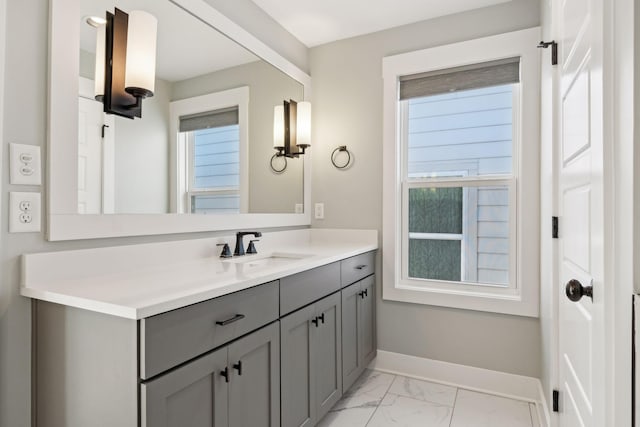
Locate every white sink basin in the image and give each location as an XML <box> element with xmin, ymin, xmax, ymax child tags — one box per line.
<box><xmin>223</xmin><ymin>252</ymin><xmax>313</xmax><ymax>269</ymax></box>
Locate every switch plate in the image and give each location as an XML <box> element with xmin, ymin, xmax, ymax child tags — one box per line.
<box><xmin>10</xmin><ymin>143</ymin><xmax>42</xmax><ymax>185</ymax></box>
<box><xmin>9</xmin><ymin>192</ymin><xmax>41</xmax><ymax>233</ymax></box>
<box><xmin>314</xmin><ymin>203</ymin><xmax>324</xmax><ymax>219</ymax></box>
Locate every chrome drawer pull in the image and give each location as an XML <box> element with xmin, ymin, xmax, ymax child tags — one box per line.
<box><xmin>216</xmin><ymin>314</ymin><xmax>245</xmax><ymax>326</ymax></box>
<box><xmin>355</xmin><ymin>264</ymin><xmax>367</xmax><ymax>270</ymax></box>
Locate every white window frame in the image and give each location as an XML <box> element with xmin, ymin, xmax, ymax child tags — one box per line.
<box><xmin>382</xmin><ymin>27</ymin><xmax>540</xmax><ymax>317</ymax></box>
<box><xmin>170</xmin><ymin>86</ymin><xmax>249</xmax><ymax>214</ymax></box>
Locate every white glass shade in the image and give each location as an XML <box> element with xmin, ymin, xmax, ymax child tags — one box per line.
<box><xmin>124</xmin><ymin>10</ymin><xmax>157</xmax><ymax>95</ymax></box>
<box><xmin>273</xmin><ymin>105</ymin><xmax>285</xmax><ymax>148</ymax></box>
<box><xmin>296</xmin><ymin>101</ymin><xmax>311</xmax><ymax>147</ymax></box>
<box><xmin>94</xmin><ymin>23</ymin><xmax>106</xmax><ymax>100</ymax></box>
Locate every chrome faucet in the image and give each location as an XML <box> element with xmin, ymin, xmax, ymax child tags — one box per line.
<box><xmin>233</xmin><ymin>231</ymin><xmax>262</xmax><ymax>256</ymax></box>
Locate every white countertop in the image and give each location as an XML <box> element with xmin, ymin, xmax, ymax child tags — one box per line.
<box><xmin>21</xmin><ymin>229</ymin><xmax>378</xmax><ymax>319</ymax></box>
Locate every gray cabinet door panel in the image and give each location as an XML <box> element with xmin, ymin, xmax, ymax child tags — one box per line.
<box><xmin>314</xmin><ymin>292</ymin><xmax>342</xmax><ymax>420</ymax></box>
<box><xmin>341</xmin><ymin>281</ymin><xmax>361</xmax><ymax>392</ymax></box>
<box><xmin>280</xmin><ymin>305</ymin><xmax>316</xmax><ymax>427</ymax></box>
<box><xmin>280</xmin><ymin>263</ymin><xmax>340</xmax><ymax>316</ymax></box>
<box><xmin>340</xmin><ymin>251</ymin><xmax>375</xmax><ymax>287</ymax></box>
<box><xmin>141</xmin><ymin>281</ymin><xmax>279</xmax><ymax>379</ymax></box>
<box><xmin>359</xmin><ymin>276</ymin><xmax>376</xmax><ymax>366</ymax></box>
<box><xmin>141</xmin><ymin>347</ymin><xmax>227</xmax><ymax>427</ymax></box>
<box><xmin>228</xmin><ymin>322</ymin><xmax>280</xmax><ymax>427</ymax></box>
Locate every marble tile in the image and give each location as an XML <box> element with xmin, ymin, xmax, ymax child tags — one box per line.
<box><xmin>332</xmin><ymin>370</ymin><xmax>395</xmax><ymax>411</ymax></box>
<box><xmin>387</xmin><ymin>376</ymin><xmax>457</xmax><ymax>406</ymax></box>
<box><xmin>367</xmin><ymin>393</ymin><xmax>453</xmax><ymax>427</ymax></box>
<box><xmin>316</xmin><ymin>406</ymin><xmax>376</xmax><ymax>427</ymax></box>
<box><xmin>450</xmin><ymin>389</ymin><xmax>533</xmax><ymax>427</ymax></box>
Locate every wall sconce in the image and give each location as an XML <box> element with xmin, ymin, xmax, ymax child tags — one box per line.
<box><xmin>94</xmin><ymin>8</ymin><xmax>157</xmax><ymax>119</ymax></box>
<box><xmin>271</xmin><ymin>100</ymin><xmax>311</xmax><ymax>173</ymax></box>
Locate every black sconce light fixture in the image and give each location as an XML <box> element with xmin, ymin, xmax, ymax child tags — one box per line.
<box><xmin>270</xmin><ymin>100</ymin><xmax>311</xmax><ymax>173</ymax></box>
<box><xmin>93</xmin><ymin>8</ymin><xmax>157</xmax><ymax>119</ymax></box>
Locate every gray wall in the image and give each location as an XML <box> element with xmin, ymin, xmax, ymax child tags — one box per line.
<box><xmin>172</xmin><ymin>60</ymin><xmax>304</xmax><ymax>214</ymax></box>
<box><xmin>114</xmin><ymin>78</ymin><xmax>170</xmax><ymax>214</ymax></box>
<box><xmin>0</xmin><ymin>1</ymin><xmax>306</xmax><ymax>426</ymax></box>
<box><xmin>309</xmin><ymin>0</ymin><xmax>541</xmax><ymax>377</ymax></box>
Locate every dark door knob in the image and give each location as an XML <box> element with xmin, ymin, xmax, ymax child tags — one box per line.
<box><xmin>565</xmin><ymin>279</ymin><xmax>593</xmax><ymax>302</ymax></box>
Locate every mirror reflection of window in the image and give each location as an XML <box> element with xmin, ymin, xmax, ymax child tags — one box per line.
<box><xmin>179</xmin><ymin>107</ymin><xmax>241</xmax><ymax>214</ymax></box>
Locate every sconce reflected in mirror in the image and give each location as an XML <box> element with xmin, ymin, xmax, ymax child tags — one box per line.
<box><xmin>271</xmin><ymin>100</ymin><xmax>311</xmax><ymax>173</ymax></box>
<box><xmin>92</xmin><ymin>8</ymin><xmax>157</xmax><ymax>120</ymax></box>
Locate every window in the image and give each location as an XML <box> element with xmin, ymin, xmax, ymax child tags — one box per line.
<box><xmin>180</xmin><ymin>108</ymin><xmax>241</xmax><ymax>214</ymax></box>
<box><xmin>170</xmin><ymin>87</ymin><xmax>249</xmax><ymax>215</ymax></box>
<box><xmin>382</xmin><ymin>28</ymin><xmax>540</xmax><ymax>316</ymax></box>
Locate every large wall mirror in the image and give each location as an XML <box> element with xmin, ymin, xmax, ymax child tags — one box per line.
<box><xmin>48</xmin><ymin>0</ymin><xmax>311</xmax><ymax>240</ymax></box>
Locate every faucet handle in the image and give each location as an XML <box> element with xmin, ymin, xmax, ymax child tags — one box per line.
<box><xmin>247</xmin><ymin>239</ymin><xmax>260</xmax><ymax>254</ymax></box>
<box><xmin>217</xmin><ymin>243</ymin><xmax>232</xmax><ymax>258</ymax></box>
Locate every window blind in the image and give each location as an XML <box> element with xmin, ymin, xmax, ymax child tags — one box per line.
<box><xmin>399</xmin><ymin>57</ymin><xmax>520</xmax><ymax>100</ymax></box>
<box><xmin>179</xmin><ymin>106</ymin><xmax>239</xmax><ymax>132</ymax></box>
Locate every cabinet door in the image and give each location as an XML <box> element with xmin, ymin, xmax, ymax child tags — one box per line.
<box><xmin>141</xmin><ymin>347</ymin><xmax>227</xmax><ymax>427</ymax></box>
<box><xmin>228</xmin><ymin>322</ymin><xmax>280</xmax><ymax>427</ymax></box>
<box><xmin>341</xmin><ymin>281</ymin><xmax>361</xmax><ymax>392</ymax></box>
<box><xmin>314</xmin><ymin>292</ymin><xmax>342</xmax><ymax>420</ymax></box>
<box><xmin>359</xmin><ymin>275</ymin><xmax>376</xmax><ymax>367</ymax></box>
<box><xmin>280</xmin><ymin>305</ymin><xmax>316</xmax><ymax>427</ymax></box>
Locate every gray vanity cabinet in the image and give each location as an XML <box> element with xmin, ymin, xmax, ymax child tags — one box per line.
<box><xmin>341</xmin><ymin>274</ymin><xmax>376</xmax><ymax>392</ymax></box>
<box><xmin>280</xmin><ymin>292</ymin><xmax>342</xmax><ymax>427</ymax></box>
<box><xmin>142</xmin><ymin>322</ymin><xmax>280</xmax><ymax>427</ymax></box>
<box><xmin>142</xmin><ymin>347</ymin><xmax>228</xmax><ymax>427</ymax></box>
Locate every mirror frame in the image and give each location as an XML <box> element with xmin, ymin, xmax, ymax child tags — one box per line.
<box><xmin>47</xmin><ymin>0</ymin><xmax>312</xmax><ymax>241</ymax></box>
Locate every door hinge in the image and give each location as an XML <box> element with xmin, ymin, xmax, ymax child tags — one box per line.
<box><xmin>552</xmin><ymin>216</ymin><xmax>559</xmax><ymax>239</ymax></box>
<box><xmin>553</xmin><ymin>389</ymin><xmax>560</xmax><ymax>412</ymax></box>
<box><xmin>537</xmin><ymin>40</ymin><xmax>558</xmax><ymax>65</ymax></box>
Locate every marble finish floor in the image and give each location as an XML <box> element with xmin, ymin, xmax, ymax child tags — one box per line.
<box><xmin>318</xmin><ymin>370</ymin><xmax>540</xmax><ymax>427</ymax></box>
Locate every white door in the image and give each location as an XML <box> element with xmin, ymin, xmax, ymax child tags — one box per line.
<box><xmin>556</xmin><ymin>0</ymin><xmax>605</xmax><ymax>425</ymax></box>
<box><xmin>77</xmin><ymin>95</ymin><xmax>104</xmax><ymax>214</ymax></box>
<box><xmin>77</xmin><ymin>76</ymin><xmax>115</xmax><ymax>214</ymax></box>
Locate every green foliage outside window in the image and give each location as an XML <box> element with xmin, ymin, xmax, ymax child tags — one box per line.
<box><xmin>408</xmin><ymin>187</ymin><xmax>463</xmax><ymax>281</ymax></box>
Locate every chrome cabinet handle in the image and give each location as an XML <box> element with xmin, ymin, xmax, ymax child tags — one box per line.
<box><xmin>216</xmin><ymin>314</ymin><xmax>245</xmax><ymax>326</ymax></box>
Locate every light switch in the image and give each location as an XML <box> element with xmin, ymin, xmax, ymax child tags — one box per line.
<box><xmin>10</xmin><ymin>143</ymin><xmax>42</xmax><ymax>185</ymax></box>
<box><xmin>9</xmin><ymin>192</ymin><xmax>41</xmax><ymax>233</ymax></box>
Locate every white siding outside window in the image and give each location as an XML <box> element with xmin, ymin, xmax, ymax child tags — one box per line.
<box><xmin>170</xmin><ymin>87</ymin><xmax>249</xmax><ymax>215</ymax></box>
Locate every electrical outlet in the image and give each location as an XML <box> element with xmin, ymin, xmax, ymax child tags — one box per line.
<box><xmin>19</xmin><ymin>213</ymin><xmax>33</xmax><ymax>224</ymax></box>
<box><xmin>294</xmin><ymin>204</ymin><xmax>303</xmax><ymax>214</ymax></box>
<box><xmin>10</xmin><ymin>143</ymin><xmax>42</xmax><ymax>185</ymax></box>
<box><xmin>9</xmin><ymin>192</ymin><xmax>41</xmax><ymax>233</ymax></box>
<box><xmin>314</xmin><ymin>203</ymin><xmax>324</xmax><ymax>220</ymax></box>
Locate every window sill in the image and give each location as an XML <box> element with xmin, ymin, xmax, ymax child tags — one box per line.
<box><xmin>382</xmin><ymin>281</ymin><xmax>539</xmax><ymax>317</ymax></box>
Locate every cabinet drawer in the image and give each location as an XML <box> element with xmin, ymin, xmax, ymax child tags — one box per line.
<box><xmin>280</xmin><ymin>262</ymin><xmax>340</xmax><ymax>316</ymax></box>
<box><xmin>341</xmin><ymin>251</ymin><xmax>375</xmax><ymax>287</ymax></box>
<box><xmin>140</xmin><ymin>280</ymin><xmax>279</xmax><ymax>379</ymax></box>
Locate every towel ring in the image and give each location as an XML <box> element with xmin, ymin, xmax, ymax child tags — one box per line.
<box><xmin>331</xmin><ymin>146</ymin><xmax>352</xmax><ymax>169</ymax></box>
<box><xmin>270</xmin><ymin>154</ymin><xmax>287</xmax><ymax>173</ymax></box>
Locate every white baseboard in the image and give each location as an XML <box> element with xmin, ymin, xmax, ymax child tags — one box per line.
<box><xmin>370</xmin><ymin>350</ymin><xmax>551</xmax><ymax>426</ymax></box>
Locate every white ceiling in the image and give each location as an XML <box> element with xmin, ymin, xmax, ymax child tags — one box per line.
<box><xmin>250</xmin><ymin>0</ymin><xmax>512</xmax><ymax>47</ymax></box>
<box><xmin>80</xmin><ymin>0</ymin><xmax>258</xmax><ymax>82</ymax></box>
